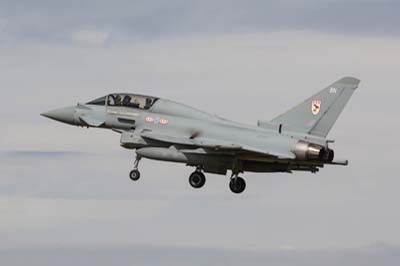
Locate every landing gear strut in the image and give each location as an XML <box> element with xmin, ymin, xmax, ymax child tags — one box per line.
<box><xmin>189</xmin><ymin>167</ymin><xmax>206</xmax><ymax>189</ymax></box>
<box><xmin>129</xmin><ymin>155</ymin><xmax>141</xmax><ymax>181</ymax></box>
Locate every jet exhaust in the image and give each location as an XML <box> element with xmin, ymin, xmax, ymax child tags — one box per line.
<box><xmin>292</xmin><ymin>141</ymin><xmax>334</xmax><ymax>162</ymax></box>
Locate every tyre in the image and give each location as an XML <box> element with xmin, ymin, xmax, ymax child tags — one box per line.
<box><xmin>129</xmin><ymin>169</ymin><xmax>141</xmax><ymax>181</ymax></box>
<box><xmin>189</xmin><ymin>171</ymin><xmax>206</xmax><ymax>189</ymax></box>
<box><xmin>229</xmin><ymin>177</ymin><xmax>246</xmax><ymax>194</ymax></box>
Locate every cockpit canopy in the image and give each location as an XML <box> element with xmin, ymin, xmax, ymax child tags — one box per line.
<box><xmin>86</xmin><ymin>94</ymin><xmax>159</xmax><ymax>110</ymax></box>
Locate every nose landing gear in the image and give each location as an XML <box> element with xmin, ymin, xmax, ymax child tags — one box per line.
<box><xmin>129</xmin><ymin>169</ymin><xmax>140</xmax><ymax>181</ymax></box>
<box><xmin>129</xmin><ymin>155</ymin><xmax>141</xmax><ymax>181</ymax></box>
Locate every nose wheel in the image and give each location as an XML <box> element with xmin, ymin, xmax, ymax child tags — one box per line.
<box><xmin>129</xmin><ymin>169</ymin><xmax>141</xmax><ymax>181</ymax></box>
<box><xmin>129</xmin><ymin>155</ymin><xmax>141</xmax><ymax>181</ymax></box>
<box><xmin>189</xmin><ymin>168</ymin><xmax>206</xmax><ymax>189</ymax></box>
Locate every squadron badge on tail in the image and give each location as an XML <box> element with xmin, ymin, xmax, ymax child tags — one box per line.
<box><xmin>311</xmin><ymin>100</ymin><xmax>321</xmax><ymax>115</ymax></box>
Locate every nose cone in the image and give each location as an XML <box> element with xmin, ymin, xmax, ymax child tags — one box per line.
<box><xmin>41</xmin><ymin>106</ymin><xmax>76</xmax><ymax>125</ymax></box>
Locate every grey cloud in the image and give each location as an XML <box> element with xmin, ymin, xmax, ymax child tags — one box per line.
<box><xmin>1</xmin><ymin>144</ymin><xmax>400</xmax><ymax>249</ymax></box>
<box><xmin>1</xmin><ymin>243</ymin><xmax>400</xmax><ymax>266</ymax></box>
<box><xmin>0</xmin><ymin>0</ymin><xmax>399</xmax><ymax>44</ymax></box>
<box><xmin>2</xmin><ymin>150</ymin><xmax>85</xmax><ymax>158</ymax></box>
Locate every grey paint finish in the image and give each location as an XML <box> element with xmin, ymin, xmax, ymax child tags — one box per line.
<box><xmin>41</xmin><ymin>77</ymin><xmax>360</xmax><ymax>193</ymax></box>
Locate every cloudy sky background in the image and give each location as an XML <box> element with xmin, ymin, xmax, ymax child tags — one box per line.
<box><xmin>1</xmin><ymin>0</ymin><xmax>400</xmax><ymax>265</ymax></box>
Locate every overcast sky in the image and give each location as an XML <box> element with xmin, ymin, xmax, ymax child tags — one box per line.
<box><xmin>1</xmin><ymin>1</ymin><xmax>400</xmax><ymax>265</ymax></box>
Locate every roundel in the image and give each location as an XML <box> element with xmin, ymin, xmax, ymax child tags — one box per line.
<box><xmin>145</xmin><ymin>116</ymin><xmax>155</xmax><ymax>123</ymax></box>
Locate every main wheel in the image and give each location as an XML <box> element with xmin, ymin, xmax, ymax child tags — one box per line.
<box><xmin>189</xmin><ymin>171</ymin><xmax>206</xmax><ymax>189</ymax></box>
<box><xmin>129</xmin><ymin>169</ymin><xmax>141</xmax><ymax>181</ymax></box>
<box><xmin>229</xmin><ymin>177</ymin><xmax>246</xmax><ymax>194</ymax></box>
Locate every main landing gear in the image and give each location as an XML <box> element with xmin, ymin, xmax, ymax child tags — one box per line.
<box><xmin>189</xmin><ymin>167</ymin><xmax>206</xmax><ymax>189</ymax></box>
<box><xmin>229</xmin><ymin>175</ymin><xmax>246</xmax><ymax>194</ymax></box>
<box><xmin>188</xmin><ymin>166</ymin><xmax>246</xmax><ymax>194</ymax></box>
<box><xmin>229</xmin><ymin>159</ymin><xmax>246</xmax><ymax>194</ymax></box>
<box><xmin>129</xmin><ymin>155</ymin><xmax>141</xmax><ymax>181</ymax></box>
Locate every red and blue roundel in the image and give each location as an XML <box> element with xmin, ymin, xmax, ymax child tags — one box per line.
<box><xmin>145</xmin><ymin>116</ymin><xmax>169</xmax><ymax>125</ymax></box>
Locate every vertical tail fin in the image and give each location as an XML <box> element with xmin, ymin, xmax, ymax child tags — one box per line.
<box><xmin>270</xmin><ymin>77</ymin><xmax>360</xmax><ymax>137</ymax></box>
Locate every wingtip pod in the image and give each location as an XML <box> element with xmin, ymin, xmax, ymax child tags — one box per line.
<box><xmin>337</xmin><ymin>76</ymin><xmax>361</xmax><ymax>88</ymax></box>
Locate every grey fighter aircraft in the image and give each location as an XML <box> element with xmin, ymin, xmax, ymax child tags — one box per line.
<box><xmin>41</xmin><ymin>77</ymin><xmax>360</xmax><ymax>194</ymax></box>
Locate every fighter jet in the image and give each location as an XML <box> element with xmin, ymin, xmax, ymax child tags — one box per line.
<box><xmin>41</xmin><ymin>77</ymin><xmax>360</xmax><ymax>194</ymax></box>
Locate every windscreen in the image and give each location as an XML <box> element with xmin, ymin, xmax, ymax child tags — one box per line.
<box><xmin>86</xmin><ymin>96</ymin><xmax>106</xmax><ymax>106</ymax></box>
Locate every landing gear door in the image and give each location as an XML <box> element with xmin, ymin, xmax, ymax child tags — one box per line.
<box><xmin>120</xmin><ymin>131</ymin><xmax>147</xmax><ymax>149</ymax></box>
